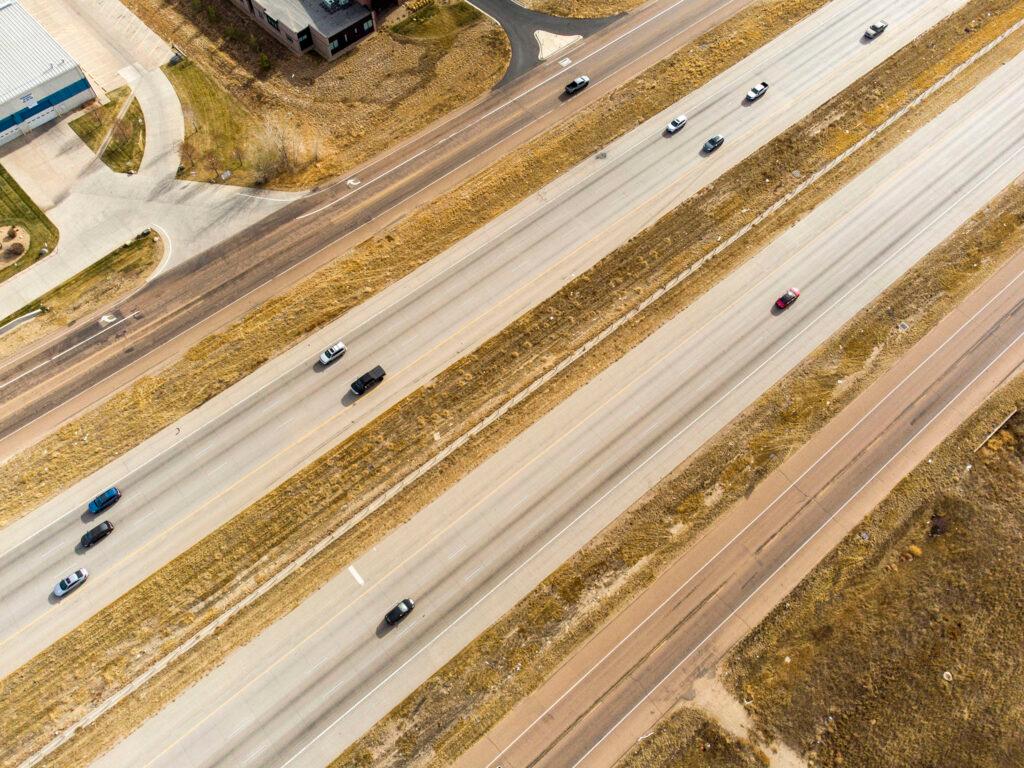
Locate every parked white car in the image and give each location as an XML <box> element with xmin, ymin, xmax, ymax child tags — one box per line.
<box><xmin>319</xmin><ymin>341</ymin><xmax>347</xmax><ymax>366</ymax></box>
<box><xmin>665</xmin><ymin>115</ymin><xmax>688</xmax><ymax>134</ymax></box>
<box><xmin>864</xmin><ymin>20</ymin><xmax>888</xmax><ymax>39</ymax></box>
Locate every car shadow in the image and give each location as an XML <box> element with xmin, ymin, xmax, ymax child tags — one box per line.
<box><xmin>341</xmin><ymin>390</ymin><xmax>360</xmax><ymax>407</ymax></box>
<box><xmin>770</xmin><ymin>304</ymin><xmax>787</xmax><ymax>316</ymax></box>
<box><xmin>375</xmin><ymin>619</ymin><xmax>395</xmax><ymax>638</ymax></box>
<box><xmin>79</xmin><ymin>509</ymin><xmax>94</xmax><ymax>523</ymax></box>
<box><xmin>48</xmin><ymin>591</ymin><xmax>62</xmax><ymax>604</ymax></box>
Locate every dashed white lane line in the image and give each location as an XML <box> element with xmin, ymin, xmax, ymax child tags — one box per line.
<box><xmin>348</xmin><ymin>565</ymin><xmax>365</xmax><ymax>586</ymax></box>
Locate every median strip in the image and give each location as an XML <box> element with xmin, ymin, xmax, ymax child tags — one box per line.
<box><xmin>17</xmin><ymin>4</ymin><xmax>1024</xmax><ymax>767</ymax></box>
<box><xmin>0</xmin><ymin>0</ymin><xmax>831</xmax><ymax>527</ymax></box>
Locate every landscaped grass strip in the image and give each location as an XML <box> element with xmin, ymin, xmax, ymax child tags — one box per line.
<box><xmin>0</xmin><ymin>164</ymin><xmax>59</xmax><ymax>285</ymax></box>
<box><xmin>23</xmin><ymin>4</ymin><xmax>1024</xmax><ymax>767</ymax></box>
<box><xmin>0</xmin><ymin>0</ymin><xmax>830</xmax><ymax>529</ymax></box>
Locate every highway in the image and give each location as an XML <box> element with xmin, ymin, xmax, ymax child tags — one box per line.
<box><xmin>0</xmin><ymin>0</ymin><xmax>939</xmax><ymax>677</ymax></box>
<box><xmin>0</xmin><ymin>0</ymin><xmax>754</xmax><ymax>452</ymax></box>
<box><xmin>88</xmin><ymin>38</ymin><xmax>1024</xmax><ymax>768</ymax></box>
<box><xmin>459</xmin><ymin>224</ymin><xmax>1024</xmax><ymax>768</ymax></box>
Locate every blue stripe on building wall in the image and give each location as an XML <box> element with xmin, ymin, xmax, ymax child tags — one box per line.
<box><xmin>0</xmin><ymin>77</ymin><xmax>92</xmax><ymax>133</ymax></box>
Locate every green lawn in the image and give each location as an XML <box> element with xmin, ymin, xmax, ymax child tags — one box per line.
<box><xmin>69</xmin><ymin>86</ymin><xmax>146</xmax><ymax>173</ymax></box>
<box><xmin>0</xmin><ymin>164</ymin><xmax>59</xmax><ymax>284</ymax></box>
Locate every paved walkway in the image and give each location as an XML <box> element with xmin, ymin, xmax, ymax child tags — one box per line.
<box><xmin>0</xmin><ymin>1</ymin><xmax>298</xmax><ymax>318</ymax></box>
<box><xmin>469</xmin><ymin>0</ymin><xmax>619</xmax><ymax>84</ymax></box>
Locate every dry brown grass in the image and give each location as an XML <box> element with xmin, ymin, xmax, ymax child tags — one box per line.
<box><xmin>521</xmin><ymin>0</ymin><xmax>646</xmax><ymax>17</ymax></box>
<box><xmin>0</xmin><ymin>232</ymin><xmax>162</xmax><ymax>359</ymax></box>
<box><xmin>121</xmin><ymin>0</ymin><xmax>508</xmax><ymax>187</ymax></box>
<box><xmin>724</xmin><ymin>390</ymin><xmax>1024</xmax><ymax>768</ymax></box>
<box><xmin>11</xmin><ymin>4</ymin><xmax>1024</xmax><ymax>767</ymax></box>
<box><xmin>614</xmin><ymin>706</ymin><xmax>768</xmax><ymax>768</ymax></box>
<box><xmin>0</xmin><ymin>0</ymin><xmax>832</xmax><ymax>529</ymax></box>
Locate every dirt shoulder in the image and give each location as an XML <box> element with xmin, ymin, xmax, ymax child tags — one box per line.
<box><xmin>122</xmin><ymin>0</ymin><xmax>509</xmax><ymax>188</ymax></box>
<box><xmin>724</xmin><ymin>384</ymin><xmax>1024</xmax><ymax>768</ymax></box>
<box><xmin>614</xmin><ymin>706</ymin><xmax>768</xmax><ymax>768</ymax></box>
<box><xmin>520</xmin><ymin>0</ymin><xmax>646</xmax><ymax>17</ymax></box>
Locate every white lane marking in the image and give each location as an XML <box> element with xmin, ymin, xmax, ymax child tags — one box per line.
<box><xmin>348</xmin><ymin>565</ymin><xmax>365</xmax><ymax>586</ymax></box>
<box><xmin>447</xmin><ymin>544</ymin><xmax>466</xmax><ymax>560</ymax></box>
<box><xmin>464</xmin><ymin>565</ymin><xmax>483</xmax><ymax>583</ymax></box>
<box><xmin>37</xmin><ymin>542</ymin><xmax>64</xmax><ymax>561</ymax></box>
<box><xmin>483</xmin><ymin>260</ymin><xmax>1024</xmax><ymax>766</ymax></box>
<box><xmin>0</xmin><ymin>312</ymin><xmax>138</xmax><ymax>392</ymax></box>
<box><xmin>568</xmin><ymin>321</ymin><xmax>1024</xmax><ymax>768</ymax></box>
<box><xmin>296</xmin><ymin>0</ymin><xmax>749</xmax><ymax>219</ymax></box>
<box><xmin>279</xmin><ymin>102</ymin><xmax>1024</xmax><ymax>768</ymax></box>
<box><xmin>244</xmin><ymin>744</ymin><xmax>267</xmax><ymax>764</ymax></box>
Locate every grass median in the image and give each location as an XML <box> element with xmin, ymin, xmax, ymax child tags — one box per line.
<box><xmin>20</xmin><ymin>3</ymin><xmax>1024</xmax><ymax>766</ymax></box>
<box><xmin>0</xmin><ymin>0</ymin><xmax>830</xmax><ymax>528</ymax></box>
<box><xmin>521</xmin><ymin>0</ymin><xmax>646</xmax><ymax>17</ymax></box>
<box><xmin>69</xmin><ymin>86</ymin><xmax>146</xmax><ymax>174</ymax></box>
<box><xmin>0</xmin><ymin>231</ymin><xmax>162</xmax><ymax>359</ymax></box>
<box><xmin>724</xmin><ymin>377</ymin><xmax>1024</xmax><ymax>767</ymax></box>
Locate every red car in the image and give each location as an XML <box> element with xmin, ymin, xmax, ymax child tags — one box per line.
<box><xmin>775</xmin><ymin>288</ymin><xmax>800</xmax><ymax>309</ymax></box>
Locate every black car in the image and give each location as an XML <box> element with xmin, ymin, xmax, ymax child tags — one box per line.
<box><xmin>385</xmin><ymin>598</ymin><xmax>415</xmax><ymax>625</ymax></box>
<box><xmin>350</xmin><ymin>365</ymin><xmax>386</xmax><ymax>396</ymax></box>
<box><xmin>702</xmin><ymin>134</ymin><xmax>725</xmax><ymax>153</ymax></box>
<box><xmin>81</xmin><ymin>521</ymin><xmax>114</xmax><ymax>549</ymax></box>
<box><xmin>564</xmin><ymin>75</ymin><xmax>590</xmax><ymax>95</ymax></box>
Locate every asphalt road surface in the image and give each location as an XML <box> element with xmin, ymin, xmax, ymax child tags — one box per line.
<box><xmin>0</xmin><ymin>0</ymin><xmax>755</xmax><ymax>453</ymax></box>
<box><xmin>0</xmin><ymin>0</ymin><xmax>941</xmax><ymax>678</ymax></box>
<box><xmin>88</xmin><ymin>36</ymin><xmax>1024</xmax><ymax>768</ymax></box>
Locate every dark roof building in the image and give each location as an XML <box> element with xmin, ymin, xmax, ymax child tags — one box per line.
<box><xmin>225</xmin><ymin>0</ymin><xmax>376</xmax><ymax>60</ymax></box>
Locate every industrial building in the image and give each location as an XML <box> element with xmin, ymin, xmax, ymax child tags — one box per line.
<box><xmin>0</xmin><ymin>0</ymin><xmax>94</xmax><ymax>147</ymax></box>
<box><xmin>225</xmin><ymin>0</ymin><xmax>377</xmax><ymax>61</ymax></box>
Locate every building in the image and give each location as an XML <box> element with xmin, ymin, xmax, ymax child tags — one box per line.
<box><xmin>225</xmin><ymin>0</ymin><xmax>377</xmax><ymax>61</ymax></box>
<box><xmin>0</xmin><ymin>0</ymin><xmax>95</xmax><ymax>147</ymax></box>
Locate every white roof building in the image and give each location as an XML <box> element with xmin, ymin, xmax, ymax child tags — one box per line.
<box><xmin>0</xmin><ymin>0</ymin><xmax>94</xmax><ymax>146</ymax></box>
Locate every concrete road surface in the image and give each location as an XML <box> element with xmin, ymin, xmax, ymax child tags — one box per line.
<box><xmin>89</xmin><ymin>40</ymin><xmax>1024</xmax><ymax>768</ymax></box>
<box><xmin>0</xmin><ymin>0</ymin><xmax>944</xmax><ymax>677</ymax></box>
<box><xmin>461</xmin><ymin>238</ymin><xmax>1024</xmax><ymax>768</ymax></box>
<box><xmin>0</xmin><ymin>0</ymin><xmax>757</xmax><ymax>448</ymax></box>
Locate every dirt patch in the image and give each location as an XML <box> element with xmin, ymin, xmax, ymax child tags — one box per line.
<box><xmin>0</xmin><ymin>225</ymin><xmax>30</xmax><ymax>264</ymax></box>
<box><xmin>724</xmin><ymin>396</ymin><xmax>1024</xmax><ymax>768</ymax></box>
<box><xmin>521</xmin><ymin>0</ymin><xmax>645</xmax><ymax>17</ymax></box>
<box><xmin>614</xmin><ymin>705</ymin><xmax>768</xmax><ymax>768</ymax></box>
<box><xmin>0</xmin><ymin>0</ymin><xmax>834</xmax><ymax>529</ymax></box>
<box><xmin>0</xmin><ymin>231</ymin><xmax>162</xmax><ymax>358</ymax></box>
<box><xmin>123</xmin><ymin>0</ymin><xmax>509</xmax><ymax>187</ymax></box>
<box><xmin>10</xmin><ymin>4</ymin><xmax>1024</xmax><ymax>767</ymax></box>
<box><xmin>0</xmin><ymin>164</ymin><xmax>58</xmax><ymax>284</ymax></box>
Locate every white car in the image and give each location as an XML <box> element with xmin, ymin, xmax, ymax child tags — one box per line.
<box><xmin>746</xmin><ymin>81</ymin><xmax>769</xmax><ymax>101</ymax></box>
<box><xmin>864</xmin><ymin>20</ymin><xmax>887</xmax><ymax>39</ymax></box>
<box><xmin>54</xmin><ymin>568</ymin><xmax>88</xmax><ymax>597</ymax></box>
<box><xmin>319</xmin><ymin>340</ymin><xmax>347</xmax><ymax>366</ymax></box>
<box><xmin>665</xmin><ymin>115</ymin><xmax>687</xmax><ymax>134</ymax></box>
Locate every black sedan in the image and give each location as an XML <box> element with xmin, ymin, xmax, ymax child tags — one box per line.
<box><xmin>385</xmin><ymin>598</ymin><xmax>415</xmax><ymax>625</ymax></box>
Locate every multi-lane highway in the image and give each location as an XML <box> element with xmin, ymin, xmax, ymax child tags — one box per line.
<box><xmin>461</xmin><ymin>215</ymin><xmax>1024</xmax><ymax>768</ymax></box>
<box><xmin>0</xmin><ymin>0</ymin><xmax>755</xmax><ymax>450</ymax></box>
<box><xmin>0</xmin><ymin>0</ymin><xmax>940</xmax><ymax>677</ymax></box>
<box><xmin>88</xmin><ymin>37</ymin><xmax>1024</xmax><ymax>768</ymax></box>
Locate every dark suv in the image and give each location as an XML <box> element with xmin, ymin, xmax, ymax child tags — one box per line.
<box><xmin>350</xmin><ymin>365</ymin><xmax>386</xmax><ymax>396</ymax></box>
<box><xmin>81</xmin><ymin>521</ymin><xmax>114</xmax><ymax>549</ymax></box>
<box><xmin>385</xmin><ymin>598</ymin><xmax>415</xmax><ymax>625</ymax></box>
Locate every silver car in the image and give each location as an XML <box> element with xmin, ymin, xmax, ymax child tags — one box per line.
<box><xmin>319</xmin><ymin>340</ymin><xmax>347</xmax><ymax>366</ymax></box>
<box><xmin>54</xmin><ymin>568</ymin><xmax>88</xmax><ymax>597</ymax></box>
<box><xmin>665</xmin><ymin>115</ymin><xmax>687</xmax><ymax>134</ymax></box>
<box><xmin>864</xmin><ymin>21</ymin><xmax>887</xmax><ymax>39</ymax></box>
